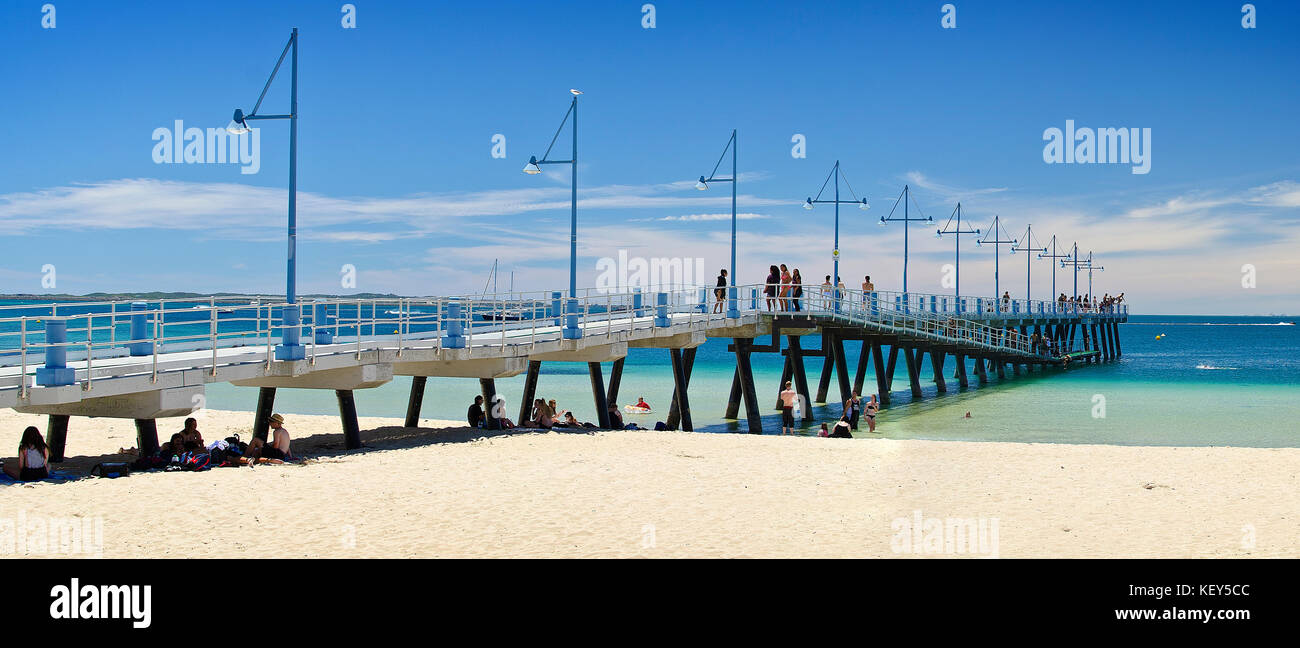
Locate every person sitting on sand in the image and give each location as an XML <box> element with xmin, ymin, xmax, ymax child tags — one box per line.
<box><xmin>608</xmin><ymin>403</ymin><xmax>625</xmax><ymax>429</ymax></box>
<box><xmin>548</xmin><ymin>399</ymin><xmax>569</xmax><ymax>421</ymax></box>
<box><xmin>180</xmin><ymin>417</ymin><xmax>203</xmax><ymax>450</ymax></box>
<box><xmin>530</xmin><ymin>399</ymin><xmax>555</xmax><ymax>428</ymax></box>
<box><xmin>818</xmin><ymin>423</ymin><xmax>830</xmax><ymax>437</ymax></box>
<box><xmin>829</xmin><ymin>416</ymin><xmax>853</xmax><ymax>438</ymax></box>
<box><xmin>562</xmin><ymin>412</ymin><xmax>596</xmax><ymax>428</ymax></box>
<box><xmin>246</xmin><ymin>413</ymin><xmax>292</xmax><ymax>462</ymax></box>
<box><xmin>468</xmin><ymin>395</ymin><xmax>485</xmax><ymax>428</ymax></box>
<box><xmin>3</xmin><ymin>426</ymin><xmax>50</xmax><ymax>481</ymax></box>
<box><xmin>159</xmin><ymin>432</ymin><xmax>187</xmax><ymax>459</ymax></box>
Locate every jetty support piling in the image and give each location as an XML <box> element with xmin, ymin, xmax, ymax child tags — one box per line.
<box><xmin>903</xmin><ymin>347</ymin><xmax>923</xmax><ymax>398</ymax></box>
<box><xmin>930</xmin><ymin>349</ymin><xmax>947</xmax><ymax>393</ymax></box>
<box><xmin>815</xmin><ymin>331</ymin><xmax>835</xmax><ymax>403</ymax></box>
<box><xmin>667</xmin><ymin>349</ymin><xmax>693</xmax><ymax>431</ymax></box>
<box><xmin>46</xmin><ymin>414</ymin><xmax>69</xmax><ymax>462</ymax></box>
<box><xmin>134</xmin><ymin>418</ymin><xmax>160</xmax><ymax>457</ymax></box>
<box><xmin>725</xmin><ymin>367</ymin><xmax>742</xmax><ymax>419</ymax></box>
<box><xmin>954</xmin><ymin>353</ymin><xmax>969</xmax><ymax>388</ymax></box>
<box><xmin>587</xmin><ymin>363</ymin><xmax>612</xmax><ymax>429</ymax></box>
<box><xmin>733</xmin><ymin>338</ymin><xmax>763</xmax><ymax>434</ymax></box>
<box><xmin>335</xmin><ymin>389</ymin><xmax>362</xmax><ymax>449</ymax></box>
<box><xmin>788</xmin><ymin>335</ymin><xmax>813</xmax><ymax>421</ymax></box>
<box><xmin>606</xmin><ymin>357</ymin><xmax>624</xmax><ymax>407</ymax></box>
<box><xmin>404</xmin><ymin>376</ymin><xmax>427</xmax><ymax>427</ymax></box>
<box><xmin>519</xmin><ymin>360</ymin><xmax>541</xmax><ymax>424</ymax></box>
<box><xmin>253</xmin><ymin>387</ymin><xmax>277</xmax><ymax>440</ymax></box>
<box><xmin>831</xmin><ymin>334</ymin><xmax>852</xmax><ymax>407</ymax></box>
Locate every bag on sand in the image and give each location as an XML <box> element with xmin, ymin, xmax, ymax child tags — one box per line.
<box><xmin>91</xmin><ymin>462</ymin><xmax>131</xmax><ymax>478</ymax></box>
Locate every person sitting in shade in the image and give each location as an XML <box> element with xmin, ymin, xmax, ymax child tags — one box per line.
<box><xmin>468</xmin><ymin>395</ymin><xmax>486</xmax><ymax>428</ymax></box>
<box><xmin>829</xmin><ymin>416</ymin><xmax>854</xmax><ymax>438</ymax></box>
<box><xmin>246</xmin><ymin>413</ymin><xmax>292</xmax><ymax>462</ymax></box>
<box><xmin>180</xmin><ymin>417</ymin><xmax>204</xmax><ymax>450</ymax></box>
<box><xmin>3</xmin><ymin>426</ymin><xmax>50</xmax><ymax>481</ymax></box>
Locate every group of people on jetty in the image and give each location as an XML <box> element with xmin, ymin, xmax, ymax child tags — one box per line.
<box><xmin>1</xmin><ymin>413</ymin><xmax>295</xmax><ymax>482</ymax></box>
<box><xmin>725</xmin><ymin>265</ymin><xmax>876</xmax><ymax>314</ymax></box>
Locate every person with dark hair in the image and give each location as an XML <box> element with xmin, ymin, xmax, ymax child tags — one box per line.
<box><xmin>468</xmin><ymin>395</ymin><xmax>485</xmax><ymax>428</ymax></box>
<box><xmin>180</xmin><ymin>417</ymin><xmax>203</xmax><ymax>450</ymax></box>
<box><xmin>713</xmin><ymin>269</ymin><xmax>728</xmax><ymax>314</ymax></box>
<box><xmin>159</xmin><ymin>432</ymin><xmax>187</xmax><ymax>459</ymax></box>
<box><xmin>764</xmin><ymin>265</ymin><xmax>780</xmax><ymax>311</ymax></box>
<box><xmin>4</xmin><ymin>426</ymin><xmax>49</xmax><ymax>481</ymax></box>
<box><xmin>791</xmin><ymin>269</ymin><xmax>804</xmax><ymax>312</ymax></box>
<box><xmin>829</xmin><ymin>416</ymin><xmax>854</xmax><ymax>438</ymax></box>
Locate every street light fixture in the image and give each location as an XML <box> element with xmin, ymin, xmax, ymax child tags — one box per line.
<box><xmin>935</xmin><ymin>202</ymin><xmax>980</xmax><ymax>310</ymax></box>
<box><xmin>522</xmin><ymin>90</ymin><xmax>582</xmax><ymax>339</ymax></box>
<box><xmin>694</xmin><ymin>129</ymin><xmax>740</xmax><ymax>318</ymax></box>
<box><xmin>802</xmin><ymin>160</ymin><xmax>870</xmax><ymax>289</ymax></box>
<box><xmin>227</xmin><ymin>27</ymin><xmax>303</xmax><ymax>360</ymax></box>
<box><xmin>878</xmin><ymin>184</ymin><xmax>933</xmax><ymax>296</ymax></box>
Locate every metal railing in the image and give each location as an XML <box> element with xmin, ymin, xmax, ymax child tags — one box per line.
<box><xmin>0</xmin><ymin>284</ymin><xmax>1123</xmax><ymax>397</ymax></box>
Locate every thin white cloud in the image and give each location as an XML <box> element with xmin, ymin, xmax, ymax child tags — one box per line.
<box><xmin>652</xmin><ymin>213</ymin><xmax>771</xmax><ymax>222</ymax></box>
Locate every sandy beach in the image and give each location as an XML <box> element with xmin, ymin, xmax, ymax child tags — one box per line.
<box><xmin>0</xmin><ymin>408</ymin><xmax>1295</xmax><ymax>559</ymax></box>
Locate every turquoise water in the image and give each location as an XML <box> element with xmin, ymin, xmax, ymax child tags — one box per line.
<box><xmin>202</xmin><ymin>315</ymin><xmax>1300</xmax><ymax>448</ymax></box>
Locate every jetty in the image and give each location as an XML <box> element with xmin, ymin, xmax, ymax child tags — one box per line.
<box><xmin>0</xmin><ymin>285</ymin><xmax>1126</xmax><ymax>460</ymax></box>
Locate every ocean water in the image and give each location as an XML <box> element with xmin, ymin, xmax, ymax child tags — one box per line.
<box><xmin>201</xmin><ymin>315</ymin><xmax>1300</xmax><ymax>448</ymax></box>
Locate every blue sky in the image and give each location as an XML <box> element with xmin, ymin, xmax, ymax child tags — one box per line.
<box><xmin>1</xmin><ymin>0</ymin><xmax>1297</xmax><ymax>314</ymax></box>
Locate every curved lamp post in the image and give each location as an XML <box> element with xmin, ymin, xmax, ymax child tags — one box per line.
<box><xmin>228</xmin><ymin>28</ymin><xmax>302</xmax><ymax>360</ymax></box>
<box><xmin>523</xmin><ymin>89</ymin><xmax>582</xmax><ymax>339</ymax></box>
<box><xmin>696</xmin><ymin>129</ymin><xmax>741</xmax><ymax>318</ymax></box>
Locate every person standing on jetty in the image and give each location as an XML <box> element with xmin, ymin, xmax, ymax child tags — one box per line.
<box><xmin>713</xmin><ymin>269</ymin><xmax>727</xmax><ymax>314</ymax></box>
<box><xmin>791</xmin><ymin>269</ymin><xmax>804</xmax><ymax>312</ymax></box>
<box><xmin>765</xmin><ymin>265</ymin><xmax>780</xmax><ymax>311</ymax></box>
<box><xmin>779</xmin><ymin>264</ymin><xmax>792</xmax><ymax>312</ymax></box>
<box><xmin>779</xmin><ymin>381</ymin><xmax>798</xmax><ymax>435</ymax></box>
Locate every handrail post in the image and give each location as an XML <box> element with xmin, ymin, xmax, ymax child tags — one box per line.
<box><xmin>128</xmin><ymin>301</ymin><xmax>153</xmax><ymax>356</ymax></box>
<box><xmin>654</xmin><ymin>292</ymin><xmax>671</xmax><ymax>328</ymax></box>
<box><xmin>36</xmin><ymin>318</ymin><xmax>76</xmax><ymax>387</ymax></box>
<box><xmin>443</xmin><ymin>299</ymin><xmax>466</xmax><ymax>349</ymax></box>
<box><xmin>563</xmin><ymin>297</ymin><xmax>582</xmax><ymax>339</ymax></box>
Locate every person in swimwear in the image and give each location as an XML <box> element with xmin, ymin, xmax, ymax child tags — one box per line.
<box><xmin>779</xmin><ymin>381</ymin><xmax>798</xmax><ymax>435</ymax></box>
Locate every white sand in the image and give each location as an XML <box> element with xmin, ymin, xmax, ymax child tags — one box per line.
<box><xmin>1</xmin><ymin>408</ymin><xmax>1295</xmax><ymax>558</ymax></box>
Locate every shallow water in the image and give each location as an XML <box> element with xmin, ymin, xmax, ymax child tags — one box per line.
<box><xmin>202</xmin><ymin>315</ymin><xmax>1300</xmax><ymax>448</ymax></box>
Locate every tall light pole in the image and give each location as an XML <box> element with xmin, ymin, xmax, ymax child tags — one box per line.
<box><xmin>523</xmin><ymin>89</ymin><xmax>582</xmax><ymax>339</ymax></box>
<box><xmin>976</xmin><ymin>215</ymin><xmax>1017</xmax><ymax>311</ymax></box>
<box><xmin>878</xmin><ymin>185</ymin><xmax>933</xmax><ymax>296</ymax></box>
<box><xmin>1039</xmin><ymin>234</ymin><xmax>1072</xmax><ymax>309</ymax></box>
<box><xmin>802</xmin><ymin>161</ymin><xmax>870</xmax><ymax>288</ymax></box>
<box><xmin>696</xmin><ymin>129</ymin><xmax>740</xmax><ymax>318</ymax></box>
<box><xmin>1010</xmin><ymin>225</ymin><xmax>1047</xmax><ymax>302</ymax></box>
<box><xmin>229</xmin><ymin>28</ymin><xmax>302</xmax><ymax>360</ymax></box>
<box><xmin>935</xmin><ymin>202</ymin><xmax>979</xmax><ymax>311</ymax></box>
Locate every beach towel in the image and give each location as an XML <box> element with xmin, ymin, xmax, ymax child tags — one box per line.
<box><xmin>0</xmin><ymin>470</ymin><xmax>78</xmax><ymax>485</ymax></box>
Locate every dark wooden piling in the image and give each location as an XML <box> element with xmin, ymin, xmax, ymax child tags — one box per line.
<box><xmin>518</xmin><ymin>360</ymin><xmax>541</xmax><ymax>424</ymax></box>
<box><xmin>335</xmin><ymin>389</ymin><xmax>362</xmax><ymax>449</ymax></box>
<box><xmin>134</xmin><ymin>419</ymin><xmax>160</xmax><ymax>457</ymax></box>
<box><xmin>734</xmin><ymin>338</ymin><xmax>763</xmax><ymax>434</ymax></box>
<box><xmin>404</xmin><ymin>376</ymin><xmax>427</xmax><ymax>428</ymax></box>
<box><xmin>588</xmin><ymin>363</ymin><xmax>612</xmax><ymax>429</ymax></box>
<box><xmin>666</xmin><ymin>348</ymin><xmax>695</xmax><ymax>431</ymax></box>
<box><xmin>46</xmin><ymin>414</ymin><xmax>69</xmax><ymax>462</ymax></box>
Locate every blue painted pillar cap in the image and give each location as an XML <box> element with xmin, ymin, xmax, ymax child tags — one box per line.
<box><xmin>36</xmin><ymin>317</ymin><xmax>76</xmax><ymax>387</ymax></box>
